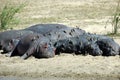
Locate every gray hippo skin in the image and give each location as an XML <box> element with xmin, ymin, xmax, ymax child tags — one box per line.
<box><xmin>25</xmin><ymin>23</ymin><xmax>69</xmax><ymax>34</ymax></box>
<box><xmin>7</xmin><ymin>33</ymin><xmax>42</xmax><ymax>57</ymax></box>
<box><xmin>21</xmin><ymin>37</ymin><xmax>55</xmax><ymax>60</ymax></box>
<box><xmin>54</xmin><ymin>34</ymin><xmax>103</xmax><ymax>56</ymax></box>
<box><xmin>0</xmin><ymin>30</ymin><xmax>34</xmax><ymax>53</ymax></box>
<box><xmin>8</xmin><ymin>26</ymin><xmax>85</xmax><ymax>59</ymax></box>
<box><xmin>0</xmin><ymin>23</ymin><xmax>69</xmax><ymax>53</ymax></box>
<box><xmin>54</xmin><ymin>33</ymin><xmax>120</xmax><ymax>56</ymax></box>
<box><xmin>8</xmin><ymin>33</ymin><xmax>55</xmax><ymax>59</ymax></box>
<box><xmin>44</xmin><ymin>27</ymin><xmax>86</xmax><ymax>44</ymax></box>
<box><xmin>96</xmin><ymin>39</ymin><xmax>120</xmax><ymax>56</ymax></box>
<box><xmin>84</xmin><ymin>33</ymin><xmax>120</xmax><ymax>56</ymax></box>
<box><xmin>0</xmin><ymin>23</ymin><xmax>72</xmax><ymax>53</ymax></box>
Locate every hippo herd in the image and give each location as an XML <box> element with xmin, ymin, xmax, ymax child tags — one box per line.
<box><xmin>0</xmin><ymin>24</ymin><xmax>120</xmax><ymax>60</ymax></box>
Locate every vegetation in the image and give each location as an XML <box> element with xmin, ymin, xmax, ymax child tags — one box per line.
<box><xmin>111</xmin><ymin>0</ymin><xmax>120</xmax><ymax>34</ymax></box>
<box><xmin>0</xmin><ymin>4</ymin><xmax>25</xmax><ymax>30</ymax></box>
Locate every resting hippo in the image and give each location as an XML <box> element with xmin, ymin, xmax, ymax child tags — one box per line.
<box><xmin>7</xmin><ymin>26</ymin><xmax>85</xmax><ymax>59</ymax></box>
<box><xmin>0</xmin><ymin>30</ymin><xmax>34</xmax><ymax>53</ymax></box>
<box><xmin>7</xmin><ymin>33</ymin><xmax>55</xmax><ymax>59</ymax></box>
<box><xmin>54</xmin><ymin>33</ymin><xmax>120</xmax><ymax>56</ymax></box>
<box><xmin>21</xmin><ymin>37</ymin><xmax>55</xmax><ymax>59</ymax></box>
<box><xmin>0</xmin><ymin>24</ymin><xmax>70</xmax><ymax>53</ymax></box>
<box><xmin>54</xmin><ymin>35</ymin><xmax>103</xmax><ymax>56</ymax></box>
<box><xmin>96</xmin><ymin>39</ymin><xmax>120</xmax><ymax>56</ymax></box>
<box><xmin>84</xmin><ymin>33</ymin><xmax>120</xmax><ymax>56</ymax></box>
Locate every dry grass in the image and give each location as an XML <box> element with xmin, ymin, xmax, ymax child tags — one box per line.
<box><xmin>0</xmin><ymin>0</ymin><xmax>118</xmax><ymax>30</ymax></box>
<box><xmin>0</xmin><ymin>53</ymin><xmax>120</xmax><ymax>79</ymax></box>
<box><xmin>0</xmin><ymin>0</ymin><xmax>120</xmax><ymax>80</ymax></box>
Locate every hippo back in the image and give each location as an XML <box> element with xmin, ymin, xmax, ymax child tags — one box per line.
<box><xmin>44</xmin><ymin>27</ymin><xmax>86</xmax><ymax>44</ymax></box>
<box><xmin>25</xmin><ymin>24</ymin><xmax>69</xmax><ymax>34</ymax></box>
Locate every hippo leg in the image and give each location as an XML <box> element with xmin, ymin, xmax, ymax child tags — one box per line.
<box><xmin>21</xmin><ymin>46</ymin><xmax>36</xmax><ymax>60</ymax></box>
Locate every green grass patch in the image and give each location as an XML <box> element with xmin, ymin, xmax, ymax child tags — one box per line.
<box><xmin>0</xmin><ymin>3</ymin><xmax>25</xmax><ymax>30</ymax></box>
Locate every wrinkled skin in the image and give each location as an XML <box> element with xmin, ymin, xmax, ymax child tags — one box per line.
<box><xmin>7</xmin><ymin>33</ymin><xmax>43</xmax><ymax>57</ymax></box>
<box><xmin>44</xmin><ymin>27</ymin><xmax>85</xmax><ymax>44</ymax></box>
<box><xmin>0</xmin><ymin>24</ymin><xmax>85</xmax><ymax>53</ymax></box>
<box><xmin>97</xmin><ymin>39</ymin><xmax>120</xmax><ymax>56</ymax></box>
<box><xmin>7</xmin><ymin>26</ymin><xmax>85</xmax><ymax>59</ymax></box>
<box><xmin>54</xmin><ymin>35</ymin><xmax>103</xmax><ymax>56</ymax></box>
<box><xmin>21</xmin><ymin>37</ymin><xmax>55</xmax><ymax>60</ymax></box>
<box><xmin>0</xmin><ymin>24</ymin><xmax>74</xmax><ymax>53</ymax></box>
<box><xmin>0</xmin><ymin>30</ymin><xmax>34</xmax><ymax>53</ymax></box>
<box><xmin>77</xmin><ymin>33</ymin><xmax>120</xmax><ymax>56</ymax></box>
<box><xmin>7</xmin><ymin>33</ymin><xmax>55</xmax><ymax>59</ymax></box>
<box><xmin>0</xmin><ymin>24</ymin><xmax>65</xmax><ymax>52</ymax></box>
<box><xmin>54</xmin><ymin>33</ymin><xmax>120</xmax><ymax>56</ymax></box>
<box><xmin>1</xmin><ymin>39</ymin><xmax>19</xmax><ymax>53</ymax></box>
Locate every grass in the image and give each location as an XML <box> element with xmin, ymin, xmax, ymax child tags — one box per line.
<box><xmin>111</xmin><ymin>0</ymin><xmax>120</xmax><ymax>34</ymax></box>
<box><xmin>0</xmin><ymin>3</ymin><xmax>25</xmax><ymax>30</ymax></box>
<box><xmin>0</xmin><ymin>0</ymin><xmax>119</xmax><ymax>31</ymax></box>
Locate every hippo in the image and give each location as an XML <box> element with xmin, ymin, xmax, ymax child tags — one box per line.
<box><xmin>7</xmin><ymin>26</ymin><xmax>85</xmax><ymax>59</ymax></box>
<box><xmin>21</xmin><ymin>37</ymin><xmax>55</xmax><ymax>59</ymax></box>
<box><xmin>0</xmin><ymin>30</ymin><xmax>34</xmax><ymax>53</ymax></box>
<box><xmin>54</xmin><ymin>33</ymin><xmax>120</xmax><ymax>56</ymax></box>
<box><xmin>83</xmin><ymin>33</ymin><xmax>120</xmax><ymax>56</ymax></box>
<box><xmin>96</xmin><ymin>39</ymin><xmax>120</xmax><ymax>56</ymax></box>
<box><xmin>54</xmin><ymin>35</ymin><xmax>103</xmax><ymax>56</ymax></box>
<box><xmin>0</xmin><ymin>23</ymin><xmax>70</xmax><ymax>53</ymax></box>
<box><xmin>0</xmin><ymin>23</ymin><xmax>76</xmax><ymax>53</ymax></box>
<box><xmin>7</xmin><ymin>33</ymin><xmax>55</xmax><ymax>59</ymax></box>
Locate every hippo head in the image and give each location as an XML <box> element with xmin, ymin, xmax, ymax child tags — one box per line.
<box><xmin>36</xmin><ymin>38</ymin><xmax>55</xmax><ymax>58</ymax></box>
<box><xmin>0</xmin><ymin>39</ymin><xmax>19</xmax><ymax>53</ymax></box>
<box><xmin>21</xmin><ymin>37</ymin><xmax>55</xmax><ymax>59</ymax></box>
<box><xmin>97</xmin><ymin>39</ymin><xmax>120</xmax><ymax>56</ymax></box>
<box><xmin>87</xmin><ymin>42</ymin><xmax>103</xmax><ymax>56</ymax></box>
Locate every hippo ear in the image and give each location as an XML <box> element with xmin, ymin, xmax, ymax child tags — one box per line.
<box><xmin>43</xmin><ymin>43</ymin><xmax>48</xmax><ymax>48</ymax></box>
<box><xmin>31</xmin><ymin>37</ymin><xmax>36</xmax><ymax>41</ymax></box>
<box><xmin>10</xmin><ymin>39</ymin><xmax>19</xmax><ymax>45</ymax></box>
<box><xmin>71</xmin><ymin>29</ymin><xmax>75</xmax><ymax>32</ymax></box>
